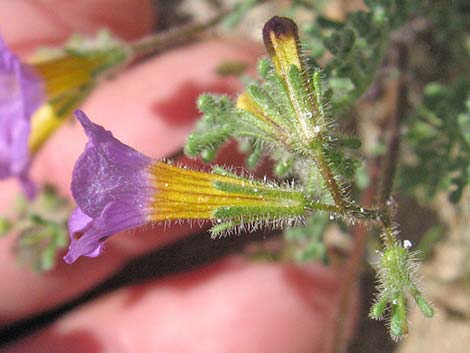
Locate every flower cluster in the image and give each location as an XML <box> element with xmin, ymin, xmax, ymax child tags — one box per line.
<box><xmin>1</xmin><ymin>13</ymin><xmax>436</xmax><ymax>341</ymax></box>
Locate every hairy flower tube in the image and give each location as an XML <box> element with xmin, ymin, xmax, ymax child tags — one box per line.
<box><xmin>0</xmin><ymin>33</ymin><xmax>127</xmax><ymax>195</ymax></box>
<box><xmin>0</xmin><ymin>37</ymin><xmax>43</xmax><ymax>197</ymax></box>
<box><xmin>64</xmin><ymin>110</ymin><xmax>309</xmax><ymax>264</ymax></box>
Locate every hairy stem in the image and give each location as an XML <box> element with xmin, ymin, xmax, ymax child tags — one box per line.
<box><xmin>314</xmin><ymin>151</ymin><xmax>349</xmax><ymax>210</ymax></box>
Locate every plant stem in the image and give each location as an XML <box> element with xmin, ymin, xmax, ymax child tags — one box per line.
<box><xmin>315</xmin><ymin>152</ymin><xmax>349</xmax><ymax>210</ymax></box>
<box><xmin>378</xmin><ymin>42</ymin><xmax>408</xmax><ymax>206</ymax></box>
<box><xmin>327</xmin><ymin>164</ymin><xmax>378</xmax><ymax>353</ymax></box>
<box><xmin>327</xmin><ymin>41</ymin><xmax>409</xmax><ymax>353</ymax></box>
<box><xmin>130</xmin><ymin>11</ymin><xmax>227</xmax><ymax>59</ymax></box>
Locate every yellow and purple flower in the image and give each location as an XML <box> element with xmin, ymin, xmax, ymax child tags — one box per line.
<box><xmin>1</xmin><ymin>33</ymin><xmax>127</xmax><ymax>196</ymax></box>
<box><xmin>0</xmin><ymin>37</ymin><xmax>43</xmax><ymax>197</ymax></box>
<box><xmin>64</xmin><ymin>110</ymin><xmax>307</xmax><ymax>263</ymax></box>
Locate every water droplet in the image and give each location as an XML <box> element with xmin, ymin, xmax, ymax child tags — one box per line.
<box><xmin>360</xmin><ymin>207</ymin><xmax>364</xmax><ymax>213</ymax></box>
<box><xmin>404</xmin><ymin>240</ymin><xmax>412</xmax><ymax>249</ymax></box>
<box><xmin>313</xmin><ymin>125</ymin><xmax>321</xmax><ymax>133</ymax></box>
<box><xmin>217</xmin><ymin>219</ymin><xmax>222</xmax><ymax>223</ymax></box>
<box><xmin>392</xmin><ymin>299</ymin><xmax>398</xmax><ymax>305</ymax></box>
<box><xmin>329</xmin><ymin>215</ymin><xmax>334</xmax><ymax>220</ymax></box>
<box><xmin>253</xmin><ymin>188</ymin><xmax>258</xmax><ymax>192</ymax></box>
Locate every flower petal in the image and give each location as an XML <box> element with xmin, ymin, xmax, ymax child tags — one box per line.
<box><xmin>0</xmin><ymin>36</ymin><xmax>43</xmax><ymax>196</ymax></box>
<box><xmin>64</xmin><ymin>201</ymin><xmax>146</xmax><ymax>264</ymax></box>
<box><xmin>72</xmin><ymin>110</ymin><xmax>152</xmax><ymax>218</ymax></box>
<box><xmin>65</xmin><ymin>110</ymin><xmax>153</xmax><ymax>263</ymax></box>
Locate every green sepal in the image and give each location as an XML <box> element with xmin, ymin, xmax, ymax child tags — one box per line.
<box><xmin>237</xmin><ymin>110</ymin><xmax>280</xmax><ymax>143</ymax></box>
<box><xmin>201</xmin><ymin>149</ymin><xmax>217</xmax><ymax>163</ymax></box>
<box><xmin>264</xmin><ymin>73</ymin><xmax>297</xmax><ymax>122</ymax></box>
<box><xmin>209</xmin><ymin>220</ymin><xmax>242</xmax><ymax>238</ymax></box>
<box><xmin>212</xmin><ymin>180</ymin><xmax>303</xmax><ymax>201</ymax></box>
<box><xmin>390</xmin><ymin>293</ymin><xmax>408</xmax><ymax>338</ymax></box>
<box><xmin>370</xmin><ymin>295</ymin><xmax>388</xmax><ymax>319</ymax></box>
<box><xmin>185</xmin><ymin>127</ymin><xmax>232</xmax><ymax>158</ymax></box>
<box><xmin>247</xmin><ymin>84</ymin><xmax>290</xmax><ymax>129</ymax></box>
<box><xmin>246</xmin><ymin>143</ymin><xmax>264</xmax><ymax>168</ymax></box>
<box><xmin>287</xmin><ymin>64</ymin><xmax>315</xmax><ymax>124</ymax></box>
<box><xmin>257</xmin><ymin>57</ymin><xmax>272</xmax><ymax>78</ymax></box>
<box><xmin>212</xmin><ymin>205</ymin><xmax>304</xmax><ymax>220</ymax></box>
<box><xmin>413</xmin><ymin>292</ymin><xmax>434</xmax><ymax>318</ymax></box>
<box><xmin>211</xmin><ymin>166</ymin><xmax>240</xmax><ymax>178</ymax></box>
<box><xmin>185</xmin><ymin>94</ymin><xmax>237</xmax><ymax>161</ymax></box>
<box><xmin>274</xmin><ymin>159</ymin><xmax>294</xmax><ymax>177</ymax></box>
<box><xmin>312</xmin><ymin>69</ymin><xmax>325</xmax><ymax>119</ymax></box>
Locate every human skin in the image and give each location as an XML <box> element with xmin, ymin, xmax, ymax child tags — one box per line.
<box><xmin>0</xmin><ymin>1</ymin><xmax>357</xmax><ymax>352</ymax></box>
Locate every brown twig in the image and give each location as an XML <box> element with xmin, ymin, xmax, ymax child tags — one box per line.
<box><xmin>327</xmin><ymin>41</ymin><xmax>409</xmax><ymax>353</ymax></box>
<box><xmin>326</xmin><ymin>162</ymin><xmax>380</xmax><ymax>353</ymax></box>
<box><xmin>378</xmin><ymin>42</ymin><xmax>409</xmax><ymax>207</ymax></box>
<box><xmin>130</xmin><ymin>11</ymin><xmax>228</xmax><ymax>60</ymax></box>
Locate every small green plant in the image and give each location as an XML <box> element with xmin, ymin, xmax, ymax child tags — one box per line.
<box><xmin>186</xmin><ymin>15</ymin><xmax>434</xmax><ymax>339</ymax></box>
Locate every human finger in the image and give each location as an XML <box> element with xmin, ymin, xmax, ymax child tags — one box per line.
<box><xmin>3</xmin><ymin>257</ymin><xmax>358</xmax><ymax>353</ymax></box>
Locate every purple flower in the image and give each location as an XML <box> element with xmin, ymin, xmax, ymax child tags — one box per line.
<box><xmin>64</xmin><ymin>110</ymin><xmax>153</xmax><ymax>264</ymax></box>
<box><xmin>0</xmin><ymin>36</ymin><xmax>43</xmax><ymax>197</ymax></box>
<box><xmin>65</xmin><ymin>110</ymin><xmax>307</xmax><ymax>264</ymax></box>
